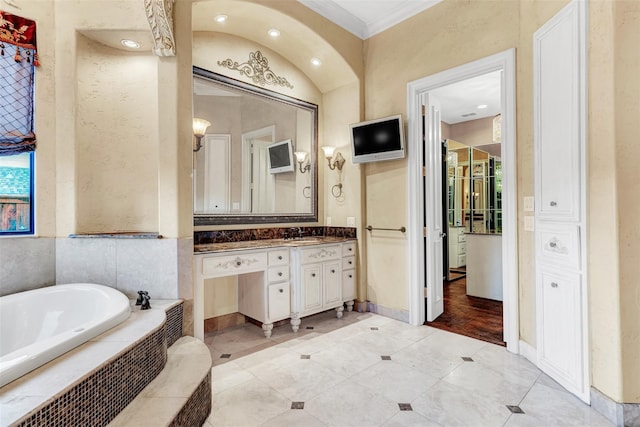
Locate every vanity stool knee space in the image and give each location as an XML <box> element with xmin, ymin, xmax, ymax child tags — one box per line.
<box><xmin>193</xmin><ymin>239</ymin><xmax>357</xmax><ymax>340</ymax></box>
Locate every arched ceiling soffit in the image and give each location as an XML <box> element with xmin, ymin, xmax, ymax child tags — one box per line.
<box><xmin>192</xmin><ymin>0</ymin><xmax>358</xmax><ymax>94</ymax></box>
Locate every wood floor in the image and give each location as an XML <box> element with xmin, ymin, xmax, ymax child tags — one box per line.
<box><xmin>427</xmin><ymin>275</ymin><xmax>505</xmax><ymax>346</ymax></box>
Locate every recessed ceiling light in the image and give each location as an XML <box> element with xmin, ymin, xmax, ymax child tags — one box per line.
<box><xmin>268</xmin><ymin>28</ymin><xmax>280</xmax><ymax>38</ymax></box>
<box><xmin>477</xmin><ymin>104</ymin><xmax>488</xmax><ymax>109</ymax></box>
<box><xmin>310</xmin><ymin>58</ymin><xmax>322</xmax><ymax>67</ymax></box>
<box><xmin>214</xmin><ymin>14</ymin><xmax>228</xmax><ymax>23</ymax></box>
<box><xmin>120</xmin><ymin>39</ymin><xmax>140</xmax><ymax>49</ymax></box>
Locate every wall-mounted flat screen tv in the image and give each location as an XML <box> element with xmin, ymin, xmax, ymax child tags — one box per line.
<box><xmin>350</xmin><ymin>114</ymin><xmax>405</xmax><ymax>164</ymax></box>
<box><xmin>267</xmin><ymin>139</ymin><xmax>295</xmax><ymax>174</ymax></box>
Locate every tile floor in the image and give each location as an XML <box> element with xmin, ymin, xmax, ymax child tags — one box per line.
<box><xmin>203</xmin><ymin>310</ymin><xmax>612</xmax><ymax>427</ymax></box>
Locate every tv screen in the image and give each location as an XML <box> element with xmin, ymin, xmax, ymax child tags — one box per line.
<box><xmin>267</xmin><ymin>139</ymin><xmax>294</xmax><ymax>174</ymax></box>
<box><xmin>350</xmin><ymin>115</ymin><xmax>405</xmax><ymax>164</ymax></box>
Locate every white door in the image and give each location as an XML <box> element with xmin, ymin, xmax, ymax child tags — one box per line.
<box><xmin>251</xmin><ymin>140</ymin><xmax>275</xmax><ymax>213</ymax></box>
<box><xmin>424</xmin><ymin>93</ymin><xmax>444</xmax><ymax>321</ymax></box>
<box><xmin>203</xmin><ymin>134</ymin><xmax>230</xmax><ymax>212</ymax></box>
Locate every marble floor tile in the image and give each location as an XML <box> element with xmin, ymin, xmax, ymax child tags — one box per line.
<box><xmin>311</xmin><ymin>340</ymin><xmax>384</xmax><ymax>377</ymax></box>
<box><xmin>354</xmin><ymin>360</ymin><xmax>439</xmax><ymax>403</ymax></box>
<box><xmin>382</xmin><ymin>410</ymin><xmax>444</xmax><ymax>427</ymax></box>
<box><xmin>260</xmin><ymin>408</ymin><xmax>328</xmax><ymax>426</ymax></box>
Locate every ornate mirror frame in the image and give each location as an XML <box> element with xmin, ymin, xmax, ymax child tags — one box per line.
<box><xmin>192</xmin><ymin>66</ymin><xmax>318</xmax><ymax>226</ymax></box>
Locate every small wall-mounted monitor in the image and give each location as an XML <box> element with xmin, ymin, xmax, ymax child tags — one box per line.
<box><xmin>350</xmin><ymin>114</ymin><xmax>405</xmax><ymax>164</ymax></box>
<box><xmin>267</xmin><ymin>139</ymin><xmax>295</xmax><ymax>174</ymax></box>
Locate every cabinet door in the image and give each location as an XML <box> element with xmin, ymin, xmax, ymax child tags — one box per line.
<box><xmin>537</xmin><ymin>269</ymin><xmax>583</xmax><ymax>393</ymax></box>
<box><xmin>323</xmin><ymin>261</ymin><xmax>342</xmax><ymax>306</ymax></box>
<box><xmin>342</xmin><ymin>270</ymin><xmax>356</xmax><ymax>301</ymax></box>
<box><xmin>301</xmin><ymin>264</ymin><xmax>322</xmax><ymax>313</ymax></box>
<box><xmin>267</xmin><ymin>283</ymin><xmax>290</xmax><ymax>322</ymax></box>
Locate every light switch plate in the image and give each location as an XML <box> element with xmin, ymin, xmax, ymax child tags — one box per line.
<box><xmin>232</xmin><ymin>202</ymin><xmax>240</xmax><ymax>210</ymax></box>
<box><xmin>524</xmin><ymin>216</ymin><xmax>535</xmax><ymax>232</ymax></box>
<box><xmin>347</xmin><ymin>217</ymin><xmax>356</xmax><ymax>227</ymax></box>
<box><xmin>326</xmin><ymin>216</ymin><xmax>332</xmax><ymax>226</ymax></box>
<box><xmin>524</xmin><ymin>196</ymin><xmax>535</xmax><ymax>212</ymax></box>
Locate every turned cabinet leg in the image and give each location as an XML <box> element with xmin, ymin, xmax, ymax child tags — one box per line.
<box><xmin>290</xmin><ymin>312</ymin><xmax>301</xmax><ymax>333</ymax></box>
<box><xmin>345</xmin><ymin>300</ymin><xmax>354</xmax><ymax>312</ymax></box>
<box><xmin>335</xmin><ymin>306</ymin><xmax>344</xmax><ymax>319</ymax></box>
<box><xmin>262</xmin><ymin>323</ymin><xmax>273</xmax><ymax>338</ymax></box>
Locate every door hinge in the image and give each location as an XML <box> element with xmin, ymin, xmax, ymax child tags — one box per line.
<box><xmin>422</xmin><ymin>166</ymin><xmax>426</xmax><ymax>176</ymax></box>
<box><xmin>423</xmin><ymin>227</ymin><xmax>427</xmax><ymax>237</ymax></box>
<box><xmin>422</xmin><ymin>105</ymin><xmax>426</xmax><ymax>116</ymax></box>
<box><xmin>424</xmin><ymin>286</ymin><xmax>428</xmax><ymax>297</ymax></box>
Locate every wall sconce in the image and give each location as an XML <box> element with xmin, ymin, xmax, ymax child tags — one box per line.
<box><xmin>294</xmin><ymin>151</ymin><xmax>310</xmax><ymax>173</ymax></box>
<box><xmin>322</xmin><ymin>146</ymin><xmax>345</xmax><ymax>198</ymax></box>
<box><xmin>192</xmin><ymin>118</ymin><xmax>211</xmax><ymax>152</ymax></box>
<box><xmin>322</xmin><ymin>146</ymin><xmax>345</xmax><ymax>171</ymax></box>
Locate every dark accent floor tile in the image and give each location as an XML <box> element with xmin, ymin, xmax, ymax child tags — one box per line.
<box><xmin>370</xmin><ymin>327</ymin><xmax>379</xmax><ymax>331</ymax></box>
<box><xmin>506</xmin><ymin>405</ymin><xmax>525</xmax><ymax>414</ymax></box>
<box><xmin>306</xmin><ymin>326</ymin><xmax>314</xmax><ymax>330</ymax></box>
<box><xmin>220</xmin><ymin>353</ymin><xmax>232</xmax><ymax>359</ymax></box>
<box><xmin>381</xmin><ymin>355</ymin><xmax>392</xmax><ymax>360</ymax></box>
<box><xmin>427</xmin><ymin>276</ymin><xmax>505</xmax><ymax>347</ymax></box>
<box><xmin>301</xmin><ymin>354</ymin><xmax>311</xmax><ymax>359</ymax></box>
<box><xmin>461</xmin><ymin>356</ymin><xmax>474</xmax><ymax>362</ymax></box>
<box><xmin>291</xmin><ymin>402</ymin><xmax>305</xmax><ymax>410</ymax></box>
<box><xmin>398</xmin><ymin>403</ymin><xmax>413</xmax><ymax>411</ymax></box>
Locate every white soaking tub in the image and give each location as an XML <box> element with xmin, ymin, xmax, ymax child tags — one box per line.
<box><xmin>0</xmin><ymin>283</ymin><xmax>131</xmax><ymax>387</ymax></box>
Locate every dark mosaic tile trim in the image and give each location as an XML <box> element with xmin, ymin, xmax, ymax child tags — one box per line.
<box><xmin>166</xmin><ymin>302</ymin><xmax>184</xmax><ymax>347</ymax></box>
<box><xmin>194</xmin><ymin>226</ymin><xmax>356</xmax><ymax>245</ymax></box>
<box><xmin>13</xmin><ymin>327</ymin><xmax>167</xmax><ymax>427</ymax></box>
<box><xmin>169</xmin><ymin>371</ymin><xmax>212</xmax><ymax>427</ymax></box>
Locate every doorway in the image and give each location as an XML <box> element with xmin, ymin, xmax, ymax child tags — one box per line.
<box><xmin>407</xmin><ymin>49</ymin><xmax>519</xmax><ymax>353</ymax></box>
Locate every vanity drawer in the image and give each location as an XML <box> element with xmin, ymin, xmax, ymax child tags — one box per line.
<box><xmin>342</xmin><ymin>256</ymin><xmax>356</xmax><ymax>270</ymax></box>
<box><xmin>202</xmin><ymin>252</ymin><xmax>268</xmax><ymax>277</ymax></box>
<box><xmin>342</xmin><ymin>270</ymin><xmax>356</xmax><ymax>301</ymax></box>
<box><xmin>268</xmin><ymin>250</ymin><xmax>289</xmax><ymax>266</ymax></box>
<box><xmin>267</xmin><ymin>265</ymin><xmax>290</xmax><ymax>283</ymax></box>
<box><xmin>458</xmin><ymin>254</ymin><xmax>466</xmax><ymax>266</ymax></box>
<box><xmin>342</xmin><ymin>242</ymin><xmax>356</xmax><ymax>257</ymax></box>
<box><xmin>458</xmin><ymin>233</ymin><xmax>466</xmax><ymax>243</ymax></box>
<box><xmin>300</xmin><ymin>245</ymin><xmax>341</xmax><ymax>264</ymax></box>
<box><xmin>536</xmin><ymin>223</ymin><xmax>580</xmax><ymax>270</ymax></box>
<box><xmin>458</xmin><ymin>242</ymin><xmax>466</xmax><ymax>255</ymax></box>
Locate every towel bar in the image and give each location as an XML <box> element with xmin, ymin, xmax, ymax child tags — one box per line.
<box><xmin>366</xmin><ymin>225</ymin><xmax>406</xmax><ymax>233</ymax></box>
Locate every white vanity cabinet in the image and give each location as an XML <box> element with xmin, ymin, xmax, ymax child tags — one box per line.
<box><xmin>341</xmin><ymin>242</ymin><xmax>357</xmax><ymax>311</ymax></box>
<box><xmin>291</xmin><ymin>244</ymin><xmax>345</xmax><ymax>329</ymax></box>
<box><xmin>447</xmin><ymin>227</ymin><xmax>466</xmax><ymax>268</ymax></box>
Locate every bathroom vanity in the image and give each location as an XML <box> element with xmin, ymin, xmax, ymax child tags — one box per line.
<box><xmin>193</xmin><ymin>238</ymin><xmax>356</xmax><ymax>340</ymax></box>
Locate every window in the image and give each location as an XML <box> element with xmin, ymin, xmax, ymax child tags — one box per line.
<box><xmin>0</xmin><ymin>11</ymin><xmax>39</xmax><ymax>235</ymax></box>
<box><xmin>0</xmin><ymin>152</ymin><xmax>33</xmax><ymax>234</ymax></box>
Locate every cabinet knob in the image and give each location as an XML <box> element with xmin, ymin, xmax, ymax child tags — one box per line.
<box><xmin>348</xmin><ymin>248</ymin><xmax>352</xmax><ymax>252</ymax></box>
<box><xmin>549</xmin><ymin>241</ymin><xmax>557</xmax><ymax>248</ymax></box>
<box><xmin>236</xmin><ymin>261</ymin><xmax>242</xmax><ymax>266</ymax></box>
<box><xmin>550</xmin><ymin>201</ymin><xmax>557</xmax><ymax>207</ymax></box>
<box><xmin>278</xmin><ymin>255</ymin><xmax>283</xmax><ymax>260</ymax></box>
<box><xmin>279</xmin><ymin>288</ymin><xmax>284</xmax><ymax>293</ymax></box>
<box><xmin>348</xmin><ymin>261</ymin><xmax>352</xmax><ymax>265</ymax></box>
<box><xmin>551</xmin><ymin>282</ymin><xmax>558</xmax><ymax>288</ymax></box>
<box><xmin>348</xmin><ymin>274</ymin><xmax>353</xmax><ymax>278</ymax></box>
<box><xmin>278</xmin><ymin>272</ymin><xmax>283</xmax><ymax>277</ymax></box>
<box><xmin>311</xmin><ymin>273</ymin><xmax>316</xmax><ymax>277</ymax></box>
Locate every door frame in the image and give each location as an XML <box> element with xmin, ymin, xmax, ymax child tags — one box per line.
<box><xmin>407</xmin><ymin>49</ymin><xmax>519</xmax><ymax>353</ymax></box>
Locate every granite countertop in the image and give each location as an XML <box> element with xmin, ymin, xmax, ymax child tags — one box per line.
<box><xmin>194</xmin><ymin>236</ymin><xmax>356</xmax><ymax>254</ymax></box>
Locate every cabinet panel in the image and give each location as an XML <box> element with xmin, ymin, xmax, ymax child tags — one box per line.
<box><xmin>300</xmin><ymin>245</ymin><xmax>341</xmax><ymax>264</ymax></box>
<box><xmin>267</xmin><ymin>283</ymin><xmax>290</xmax><ymax>321</ymax></box>
<box><xmin>202</xmin><ymin>252</ymin><xmax>267</xmax><ymax>277</ymax></box>
<box><xmin>538</xmin><ymin>269</ymin><xmax>582</xmax><ymax>389</ymax></box>
<box><xmin>323</xmin><ymin>262</ymin><xmax>341</xmax><ymax>305</ymax></box>
<box><xmin>301</xmin><ymin>264</ymin><xmax>322</xmax><ymax>312</ymax></box>
<box><xmin>268</xmin><ymin>250</ymin><xmax>289</xmax><ymax>266</ymax></box>
<box><xmin>536</xmin><ymin>223</ymin><xmax>580</xmax><ymax>270</ymax></box>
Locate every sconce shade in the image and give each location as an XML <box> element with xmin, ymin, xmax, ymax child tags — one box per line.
<box><xmin>192</xmin><ymin>118</ymin><xmax>211</xmax><ymax>137</ymax></box>
<box><xmin>322</xmin><ymin>146</ymin><xmax>335</xmax><ymax>159</ymax></box>
<box><xmin>294</xmin><ymin>151</ymin><xmax>308</xmax><ymax>163</ymax></box>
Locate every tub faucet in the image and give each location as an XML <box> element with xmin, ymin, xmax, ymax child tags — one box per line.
<box><xmin>137</xmin><ymin>290</ymin><xmax>151</xmax><ymax>310</ymax></box>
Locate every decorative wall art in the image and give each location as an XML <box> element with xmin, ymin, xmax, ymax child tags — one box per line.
<box><xmin>218</xmin><ymin>51</ymin><xmax>294</xmax><ymax>89</ymax></box>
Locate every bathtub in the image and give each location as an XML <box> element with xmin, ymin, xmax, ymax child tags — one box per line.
<box><xmin>0</xmin><ymin>283</ymin><xmax>131</xmax><ymax>387</ymax></box>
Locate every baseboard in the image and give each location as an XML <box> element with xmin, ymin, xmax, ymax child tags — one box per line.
<box><xmin>519</xmin><ymin>340</ymin><xmax>537</xmax><ymax>365</ymax></box>
<box><xmin>590</xmin><ymin>387</ymin><xmax>640</xmax><ymax>427</ymax></box>
<box><xmin>366</xmin><ymin>302</ymin><xmax>410</xmax><ymax>323</ymax></box>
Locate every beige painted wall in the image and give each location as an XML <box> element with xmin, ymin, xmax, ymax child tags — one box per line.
<box><xmin>449</xmin><ymin>116</ymin><xmax>494</xmax><ymax>148</ymax></box>
<box><xmin>75</xmin><ymin>35</ymin><xmax>159</xmax><ymax>233</ymax></box>
<box><xmin>364</xmin><ymin>0</ymin><xmax>640</xmax><ymax>404</ymax></box>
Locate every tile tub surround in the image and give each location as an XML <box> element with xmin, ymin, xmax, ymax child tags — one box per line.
<box><xmin>0</xmin><ymin>237</ymin><xmax>55</xmax><ymax>297</ymax></box>
<box><xmin>194</xmin><ymin>226</ymin><xmax>356</xmax><ymax>246</ymax></box>
<box><xmin>204</xmin><ymin>312</ymin><xmax>613</xmax><ymax>427</ymax></box>
<box><xmin>0</xmin><ymin>300</ymin><xmax>183</xmax><ymax>427</ymax></box>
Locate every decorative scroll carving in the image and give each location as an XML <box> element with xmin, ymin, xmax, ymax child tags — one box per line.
<box><xmin>144</xmin><ymin>0</ymin><xmax>176</xmax><ymax>56</ymax></box>
<box><xmin>545</xmin><ymin>237</ymin><xmax>568</xmax><ymax>254</ymax></box>
<box><xmin>307</xmin><ymin>248</ymin><xmax>339</xmax><ymax>260</ymax></box>
<box><xmin>217</xmin><ymin>51</ymin><xmax>294</xmax><ymax>89</ymax></box>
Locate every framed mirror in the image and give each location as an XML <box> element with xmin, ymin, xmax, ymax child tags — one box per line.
<box><xmin>192</xmin><ymin>67</ymin><xmax>318</xmax><ymax>226</ymax></box>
